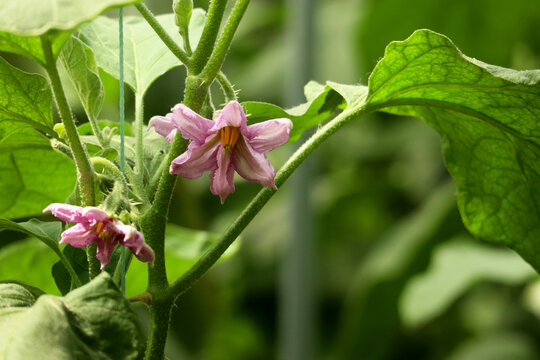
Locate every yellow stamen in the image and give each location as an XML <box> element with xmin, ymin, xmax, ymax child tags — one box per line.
<box><xmin>95</xmin><ymin>221</ymin><xmax>104</xmax><ymax>235</ymax></box>
<box><xmin>220</xmin><ymin>126</ymin><xmax>240</xmax><ymax>151</ymax></box>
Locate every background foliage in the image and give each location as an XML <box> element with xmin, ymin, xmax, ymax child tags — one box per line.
<box><xmin>1</xmin><ymin>0</ymin><xmax>540</xmax><ymax>359</ymax></box>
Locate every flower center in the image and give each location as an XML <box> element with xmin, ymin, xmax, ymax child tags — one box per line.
<box><xmin>220</xmin><ymin>126</ymin><xmax>240</xmax><ymax>151</ymax></box>
<box><xmin>95</xmin><ymin>220</ymin><xmax>113</xmax><ymax>239</ymax></box>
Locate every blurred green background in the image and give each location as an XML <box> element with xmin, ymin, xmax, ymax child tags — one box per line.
<box><xmin>2</xmin><ymin>0</ymin><xmax>540</xmax><ymax>359</ymax></box>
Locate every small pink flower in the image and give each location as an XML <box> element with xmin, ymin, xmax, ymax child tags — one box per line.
<box><xmin>43</xmin><ymin>203</ymin><xmax>154</xmax><ymax>269</ymax></box>
<box><xmin>149</xmin><ymin>101</ymin><xmax>293</xmax><ymax>202</ymax></box>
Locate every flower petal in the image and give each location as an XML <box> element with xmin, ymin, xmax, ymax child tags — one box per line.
<box><xmin>170</xmin><ymin>134</ymin><xmax>220</xmax><ymax>178</ymax></box>
<box><xmin>60</xmin><ymin>224</ymin><xmax>96</xmax><ymax>247</ymax></box>
<box><xmin>81</xmin><ymin>207</ymin><xmax>110</xmax><ymax>223</ymax></box>
<box><xmin>148</xmin><ymin>113</ymin><xmax>178</xmax><ymax>142</ymax></box>
<box><xmin>210</xmin><ymin>147</ymin><xmax>235</xmax><ymax>203</ymax></box>
<box><xmin>95</xmin><ymin>237</ymin><xmax>118</xmax><ymax>269</ymax></box>
<box><xmin>171</xmin><ymin>104</ymin><xmax>215</xmax><ymax>143</ymax></box>
<box><xmin>233</xmin><ymin>137</ymin><xmax>277</xmax><ymax>188</ymax></box>
<box><xmin>212</xmin><ymin>101</ymin><xmax>248</xmax><ymax>134</ymax></box>
<box><xmin>247</xmin><ymin>118</ymin><xmax>293</xmax><ymax>153</ymax></box>
<box><xmin>43</xmin><ymin>203</ymin><xmax>85</xmax><ymax>223</ymax></box>
<box><xmin>108</xmin><ymin>220</ymin><xmax>155</xmax><ymax>265</ymax></box>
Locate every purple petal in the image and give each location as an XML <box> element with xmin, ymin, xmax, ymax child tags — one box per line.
<box><xmin>170</xmin><ymin>134</ymin><xmax>220</xmax><ymax>178</ymax></box>
<box><xmin>247</xmin><ymin>118</ymin><xmax>293</xmax><ymax>153</ymax></box>
<box><xmin>43</xmin><ymin>203</ymin><xmax>85</xmax><ymax>223</ymax></box>
<box><xmin>109</xmin><ymin>220</ymin><xmax>155</xmax><ymax>265</ymax></box>
<box><xmin>60</xmin><ymin>224</ymin><xmax>96</xmax><ymax>247</ymax></box>
<box><xmin>148</xmin><ymin>113</ymin><xmax>178</xmax><ymax>142</ymax></box>
<box><xmin>233</xmin><ymin>137</ymin><xmax>277</xmax><ymax>188</ymax></box>
<box><xmin>212</xmin><ymin>101</ymin><xmax>248</xmax><ymax>134</ymax></box>
<box><xmin>210</xmin><ymin>147</ymin><xmax>235</xmax><ymax>203</ymax></box>
<box><xmin>134</xmin><ymin>243</ymin><xmax>155</xmax><ymax>266</ymax></box>
<box><xmin>81</xmin><ymin>207</ymin><xmax>110</xmax><ymax>223</ymax></box>
<box><xmin>95</xmin><ymin>236</ymin><xmax>118</xmax><ymax>269</ymax></box>
<box><xmin>171</xmin><ymin>104</ymin><xmax>215</xmax><ymax>143</ymax></box>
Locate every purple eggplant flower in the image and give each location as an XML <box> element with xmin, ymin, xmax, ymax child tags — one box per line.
<box><xmin>43</xmin><ymin>203</ymin><xmax>154</xmax><ymax>269</ymax></box>
<box><xmin>149</xmin><ymin>101</ymin><xmax>293</xmax><ymax>202</ymax></box>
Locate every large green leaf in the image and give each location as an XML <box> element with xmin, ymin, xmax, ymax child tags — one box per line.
<box><xmin>0</xmin><ymin>125</ymin><xmax>76</xmax><ymax>218</ymax></box>
<box><xmin>125</xmin><ymin>224</ymin><xmax>239</xmax><ymax>297</ymax></box>
<box><xmin>80</xmin><ymin>10</ymin><xmax>206</xmax><ymax>97</ymax></box>
<box><xmin>361</xmin><ymin>29</ymin><xmax>540</xmax><ymax>271</ymax></box>
<box><xmin>0</xmin><ymin>273</ymin><xmax>142</xmax><ymax>359</ymax></box>
<box><xmin>0</xmin><ymin>0</ymin><xmax>140</xmax><ymax>66</ymax></box>
<box><xmin>60</xmin><ymin>36</ymin><xmax>104</xmax><ymax>125</ymax></box>
<box><xmin>0</xmin><ymin>57</ymin><xmax>55</xmax><ymax>136</ymax></box>
<box><xmin>0</xmin><ymin>0</ymin><xmax>140</xmax><ymax>36</ymax></box>
<box><xmin>399</xmin><ymin>237</ymin><xmax>535</xmax><ymax>328</ymax></box>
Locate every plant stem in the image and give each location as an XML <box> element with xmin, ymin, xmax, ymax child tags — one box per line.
<box><xmin>41</xmin><ymin>35</ymin><xmax>101</xmax><ymax>278</ymax></box>
<box><xmin>91</xmin><ymin>156</ymin><xmax>129</xmax><ymax>196</ymax></box>
<box><xmin>190</xmin><ymin>0</ymin><xmax>228</xmax><ymax>74</ymax></box>
<box><xmin>200</xmin><ymin>0</ymin><xmax>251</xmax><ymax>83</ymax></box>
<box><xmin>216</xmin><ymin>71</ymin><xmax>237</xmax><ymax>102</ymax></box>
<box><xmin>169</xmin><ymin>106</ymin><xmax>364</xmax><ymax>299</ymax></box>
<box><xmin>135</xmin><ymin>3</ymin><xmax>191</xmax><ymax>66</ymax></box>
<box><xmin>144</xmin><ymin>297</ymin><xmax>173</xmax><ymax>360</ymax></box>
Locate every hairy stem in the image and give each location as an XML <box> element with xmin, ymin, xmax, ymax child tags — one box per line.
<box><xmin>91</xmin><ymin>156</ymin><xmax>129</xmax><ymax>196</ymax></box>
<box><xmin>144</xmin><ymin>296</ymin><xmax>173</xmax><ymax>360</ymax></box>
<box><xmin>169</xmin><ymin>106</ymin><xmax>364</xmax><ymax>299</ymax></box>
<box><xmin>41</xmin><ymin>35</ymin><xmax>100</xmax><ymax>278</ymax></box>
<box><xmin>190</xmin><ymin>0</ymin><xmax>228</xmax><ymax>74</ymax></box>
<box><xmin>216</xmin><ymin>71</ymin><xmax>237</xmax><ymax>102</ymax></box>
<box><xmin>135</xmin><ymin>3</ymin><xmax>191</xmax><ymax>66</ymax></box>
<box><xmin>200</xmin><ymin>0</ymin><xmax>251</xmax><ymax>83</ymax></box>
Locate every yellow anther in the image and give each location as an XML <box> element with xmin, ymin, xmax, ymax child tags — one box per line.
<box><xmin>220</xmin><ymin>126</ymin><xmax>240</xmax><ymax>150</ymax></box>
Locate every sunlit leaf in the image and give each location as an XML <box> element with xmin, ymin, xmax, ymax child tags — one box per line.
<box><xmin>80</xmin><ymin>11</ymin><xmax>206</xmax><ymax>97</ymax></box>
<box><xmin>60</xmin><ymin>36</ymin><xmax>104</xmax><ymax>124</ymax></box>
<box><xmin>0</xmin><ymin>273</ymin><xmax>142</xmax><ymax>359</ymax></box>
<box><xmin>363</xmin><ymin>29</ymin><xmax>540</xmax><ymax>272</ymax></box>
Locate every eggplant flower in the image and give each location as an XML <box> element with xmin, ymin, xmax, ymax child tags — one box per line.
<box><xmin>149</xmin><ymin>101</ymin><xmax>293</xmax><ymax>202</ymax></box>
<box><xmin>44</xmin><ymin>203</ymin><xmax>154</xmax><ymax>269</ymax></box>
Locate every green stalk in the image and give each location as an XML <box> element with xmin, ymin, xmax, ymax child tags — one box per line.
<box><xmin>144</xmin><ymin>296</ymin><xmax>173</xmax><ymax>360</ymax></box>
<box><xmin>200</xmin><ymin>0</ymin><xmax>251</xmax><ymax>83</ymax></box>
<box><xmin>41</xmin><ymin>35</ymin><xmax>101</xmax><ymax>279</ymax></box>
<box><xmin>91</xmin><ymin>157</ymin><xmax>129</xmax><ymax>196</ymax></box>
<box><xmin>189</xmin><ymin>0</ymin><xmax>228</xmax><ymax>74</ymax></box>
<box><xmin>216</xmin><ymin>71</ymin><xmax>237</xmax><ymax>101</ymax></box>
<box><xmin>135</xmin><ymin>3</ymin><xmax>191</xmax><ymax>66</ymax></box>
<box><xmin>134</xmin><ymin>94</ymin><xmax>146</xmax><ymax>192</ymax></box>
<box><xmin>169</xmin><ymin>106</ymin><xmax>364</xmax><ymax>299</ymax></box>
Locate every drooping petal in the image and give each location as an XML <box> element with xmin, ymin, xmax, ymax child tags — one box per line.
<box><xmin>212</xmin><ymin>101</ymin><xmax>248</xmax><ymax>134</ymax></box>
<box><xmin>60</xmin><ymin>224</ymin><xmax>96</xmax><ymax>247</ymax></box>
<box><xmin>108</xmin><ymin>220</ymin><xmax>154</xmax><ymax>266</ymax></box>
<box><xmin>148</xmin><ymin>113</ymin><xmax>178</xmax><ymax>142</ymax></box>
<box><xmin>233</xmin><ymin>137</ymin><xmax>277</xmax><ymax>188</ymax></box>
<box><xmin>95</xmin><ymin>236</ymin><xmax>119</xmax><ymax>269</ymax></box>
<box><xmin>43</xmin><ymin>203</ymin><xmax>85</xmax><ymax>223</ymax></box>
<box><xmin>247</xmin><ymin>118</ymin><xmax>293</xmax><ymax>153</ymax></box>
<box><xmin>170</xmin><ymin>134</ymin><xmax>221</xmax><ymax>178</ymax></box>
<box><xmin>134</xmin><ymin>243</ymin><xmax>155</xmax><ymax>266</ymax></box>
<box><xmin>81</xmin><ymin>207</ymin><xmax>110</xmax><ymax>223</ymax></box>
<box><xmin>210</xmin><ymin>146</ymin><xmax>235</xmax><ymax>203</ymax></box>
<box><xmin>171</xmin><ymin>104</ymin><xmax>215</xmax><ymax>143</ymax></box>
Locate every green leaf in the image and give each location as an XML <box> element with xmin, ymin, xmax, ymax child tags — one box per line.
<box><xmin>52</xmin><ymin>246</ymin><xmax>89</xmax><ymax>295</ymax></box>
<box><xmin>243</xmin><ymin>80</ymin><xmax>362</xmax><ymax>143</ymax></box>
<box><xmin>0</xmin><ymin>32</ymin><xmax>71</xmax><ymax>66</ymax></box>
<box><xmin>0</xmin><ymin>56</ymin><xmax>55</xmax><ymax>136</ymax></box>
<box><xmin>0</xmin><ymin>239</ymin><xmax>62</xmax><ymax>295</ymax></box>
<box><xmin>363</xmin><ymin>29</ymin><xmax>540</xmax><ymax>272</ymax></box>
<box><xmin>0</xmin><ymin>0</ymin><xmax>140</xmax><ymax>36</ymax></box>
<box><xmin>125</xmin><ymin>224</ymin><xmax>239</xmax><ymax>297</ymax></box>
<box><xmin>80</xmin><ymin>10</ymin><xmax>206</xmax><ymax>97</ymax></box>
<box><xmin>0</xmin><ymin>273</ymin><xmax>143</xmax><ymax>359</ymax></box>
<box><xmin>60</xmin><ymin>36</ymin><xmax>104</xmax><ymax>124</ymax></box>
<box><xmin>399</xmin><ymin>237</ymin><xmax>535</xmax><ymax>328</ymax></box>
<box><xmin>0</xmin><ymin>0</ymin><xmax>140</xmax><ymax>65</ymax></box>
<box><xmin>0</xmin><ymin>125</ymin><xmax>76</xmax><ymax>219</ymax></box>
